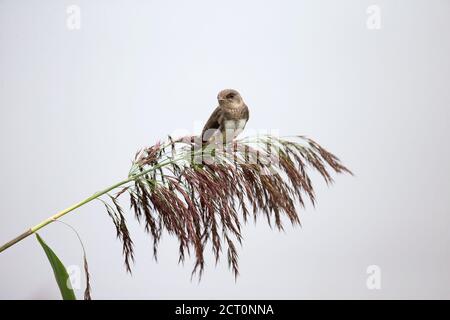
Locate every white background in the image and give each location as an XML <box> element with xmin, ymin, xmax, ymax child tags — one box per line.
<box><xmin>1</xmin><ymin>0</ymin><xmax>449</xmax><ymax>299</ymax></box>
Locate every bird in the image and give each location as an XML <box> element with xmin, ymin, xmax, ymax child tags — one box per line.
<box><xmin>201</xmin><ymin>89</ymin><xmax>249</xmax><ymax>145</ymax></box>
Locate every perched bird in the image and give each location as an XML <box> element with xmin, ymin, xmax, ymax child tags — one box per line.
<box><xmin>201</xmin><ymin>89</ymin><xmax>249</xmax><ymax>144</ymax></box>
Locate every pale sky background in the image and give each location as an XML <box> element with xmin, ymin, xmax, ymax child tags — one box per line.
<box><xmin>1</xmin><ymin>0</ymin><xmax>449</xmax><ymax>299</ymax></box>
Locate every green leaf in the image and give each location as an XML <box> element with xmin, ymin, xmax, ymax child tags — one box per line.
<box><xmin>36</xmin><ymin>233</ymin><xmax>77</xmax><ymax>300</ymax></box>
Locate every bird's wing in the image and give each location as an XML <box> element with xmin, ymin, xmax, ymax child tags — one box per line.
<box><xmin>201</xmin><ymin>106</ymin><xmax>222</xmax><ymax>142</ymax></box>
<box><xmin>242</xmin><ymin>104</ymin><xmax>249</xmax><ymax>122</ymax></box>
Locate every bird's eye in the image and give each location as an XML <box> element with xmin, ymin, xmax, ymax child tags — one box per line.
<box><xmin>226</xmin><ymin>93</ymin><xmax>235</xmax><ymax>99</ymax></box>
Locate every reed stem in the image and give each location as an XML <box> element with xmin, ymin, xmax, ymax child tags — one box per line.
<box><xmin>0</xmin><ymin>157</ymin><xmax>176</xmax><ymax>254</ymax></box>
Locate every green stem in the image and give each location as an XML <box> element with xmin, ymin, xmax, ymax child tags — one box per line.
<box><xmin>0</xmin><ymin>158</ymin><xmax>177</xmax><ymax>254</ymax></box>
<box><xmin>0</xmin><ymin>139</ymin><xmax>209</xmax><ymax>254</ymax></box>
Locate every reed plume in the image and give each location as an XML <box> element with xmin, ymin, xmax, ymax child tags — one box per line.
<box><xmin>0</xmin><ymin>134</ymin><xmax>351</xmax><ymax>282</ymax></box>
<box><xmin>103</xmin><ymin>134</ymin><xmax>351</xmax><ymax>278</ymax></box>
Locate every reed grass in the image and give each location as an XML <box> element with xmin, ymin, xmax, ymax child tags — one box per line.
<box><xmin>0</xmin><ymin>134</ymin><xmax>351</xmax><ymax>280</ymax></box>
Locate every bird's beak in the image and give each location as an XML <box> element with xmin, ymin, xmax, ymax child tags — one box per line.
<box><xmin>218</xmin><ymin>98</ymin><xmax>226</xmax><ymax>102</ymax></box>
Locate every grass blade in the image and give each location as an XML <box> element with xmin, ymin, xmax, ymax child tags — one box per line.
<box><xmin>36</xmin><ymin>233</ymin><xmax>76</xmax><ymax>300</ymax></box>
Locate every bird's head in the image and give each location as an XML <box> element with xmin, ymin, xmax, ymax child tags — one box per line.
<box><xmin>217</xmin><ymin>89</ymin><xmax>243</xmax><ymax>107</ymax></box>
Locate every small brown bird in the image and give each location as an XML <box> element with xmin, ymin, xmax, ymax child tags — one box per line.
<box><xmin>201</xmin><ymin>89</ymin><xmax>249</xmax><ymax>144</ymax></box>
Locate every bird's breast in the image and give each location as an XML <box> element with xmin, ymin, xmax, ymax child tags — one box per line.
<box><xmin>224</xmin><ymin>119</ymin><xmax>247</xmax><ymax>130</ymax></box>
<box><xmin>222</xmin><ymin>105</ymin><xmax>245</xmax><ymax>119</ymax></box>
